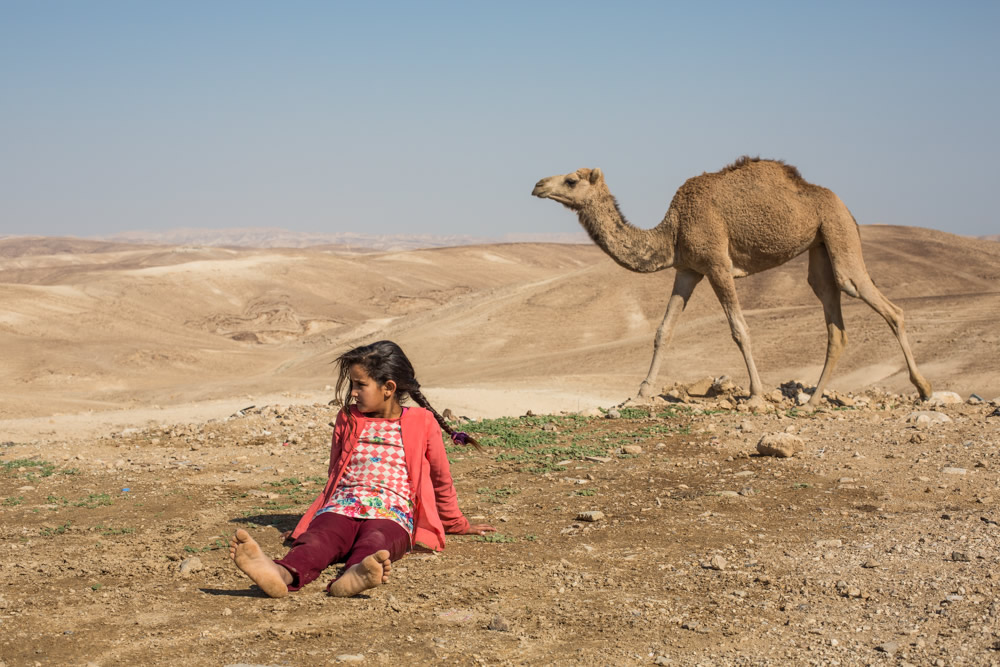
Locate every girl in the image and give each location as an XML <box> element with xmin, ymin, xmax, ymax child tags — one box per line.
<box><xmin>229</xmin><ymin>340</ymin><xmax>494</xmax><ymax>598</ymax></box>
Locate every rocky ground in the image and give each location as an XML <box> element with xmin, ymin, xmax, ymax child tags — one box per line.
<box><xmin>2</xmin><ymin>384</ymin><xmax>1000</xmax><ymax>666</ymax></box>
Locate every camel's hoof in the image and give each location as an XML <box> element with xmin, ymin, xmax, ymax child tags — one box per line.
<box><xmin>636</xmin><ymin>388</ymin><xmax>654</xmax><ymax>400</ymax></box>
<box><xmin>743</xmin><ymin>395</ymin><xmax>767</xmax><ymax>411</ymax></box>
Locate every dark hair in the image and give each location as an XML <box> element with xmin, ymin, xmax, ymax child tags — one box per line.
<box><xmin>334</xmin><ymin>340</ymin><xmax>481</xmax><ymax>450</ymax></box>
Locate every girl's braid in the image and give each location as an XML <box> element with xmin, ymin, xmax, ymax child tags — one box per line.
<box><xmin>409</xmin><ymin>386</ymin><xmax>482</xmax><ymax>451</ymax></box>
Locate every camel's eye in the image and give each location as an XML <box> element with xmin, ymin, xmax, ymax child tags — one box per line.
<box><xmin>565</xmin><ymin>178</ymin><xmax>578</xmax><ymax>187</ymax></box>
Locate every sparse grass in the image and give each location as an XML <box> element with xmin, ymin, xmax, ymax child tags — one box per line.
<box><xmin>46</xmin><ymin>493</ymin><xmax>114</xmax><ymax>509</ymax></box>
<box><xmin>574</xmin><ymin>489</ymin><xmax>596</xmax><ymax>497</ymax></box>
<box><xmin>40</xmin><ymin>521</ymin><xmax>72</xmax><ymax>537</ymax></box>
<box><xmin>96</xmin><ymin>524</ymin><xmax>135</xmax><ymax>536</ymax></box>
<box><xmin>74</xmin><ymin>493</ymin><xmax>113</xmax><ymax>509</ymax></box>
<box><xmin>610</xmin><ymin>407</ymin><xmax>655</xmax><ymax>420</ymax></box>
<box><xmin>3</xmin><ymin>496</ymin><xmax>23</xmax><ymax>506</ymax></box>
<box><xmin>466</xmin><ymin>412</ymin><xmax>687</xmax><ymax>477</ymax></box>
<box><xmin>2</xmin><ymin>458</ymin><xmax>58</xmax><ymax>479</ymax></box>
<box><xmin>476</xmin><ymin>486</ymin><xmax>520</xmax><ymax>503</ymax></box>
<box><xmin>183</xmin><ymin>538</ymin><xmax>227</xmax><ymax>553</ymax></box>
<box><xmin>526</xmin><ymin>462</ymin><xmax>568</xmax><ymax>475</ymax></box>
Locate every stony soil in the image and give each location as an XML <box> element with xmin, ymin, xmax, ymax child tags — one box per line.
<box><xmin>2</xmin><ymin>387</ymin><xmax>1000</xmax><ymax>666</ymax></box>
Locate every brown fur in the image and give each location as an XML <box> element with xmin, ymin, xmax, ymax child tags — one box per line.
<box><xmin>720</xmin><ymin>155</ymin><xmax>805</xmax><ymax>183</ymax></box>
<box><xmin>531</xmin><ymin>159</ymin><xmax>932</xmax><ymax>407</ymax></box>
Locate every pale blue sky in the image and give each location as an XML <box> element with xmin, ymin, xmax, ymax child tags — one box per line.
<box><xmin>2</xmin><ymin>1</ymin><xmax>997</xmax><ymax>240</ymax></box>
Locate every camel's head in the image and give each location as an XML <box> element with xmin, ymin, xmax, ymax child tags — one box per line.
<box><xmin>531</xmin><ymin>168</ymin><xmax>605</xmax><ymax>210</ymax></box>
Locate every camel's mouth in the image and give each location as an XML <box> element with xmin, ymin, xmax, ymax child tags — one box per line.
<box><xmin>532</xmin><ymin>186</ymin><xmax>572</xmax><ymax>206</ymax></box>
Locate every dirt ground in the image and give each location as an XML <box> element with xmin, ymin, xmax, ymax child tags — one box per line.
<box><xmin>3</xmin><ymin>386</ymin><xmax>1000</xmax><ymax>666</ymax></box>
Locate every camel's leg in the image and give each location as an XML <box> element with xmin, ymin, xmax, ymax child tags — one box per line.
<box><xmin>823</xmin><ymin>225</ymin><xmax>932</xmax><ymax>399</ymax></box>
<box><xmin>806</xmin><ymin>245</ymin><xmax>848</xmax><ymax>408</ymax></box>
<box><xmin>706</xmin><ymin>271</ymin><xmax>765</xmax><ymax>401</ymax></box>
<box><xmin>637</xmin><ymin>270</ymin><xmax>702</xmax><ymax>398</ymax></box>
<box><xmin>847</xmin><ymin>275</ymin><xmax>932</xmax><ymax>399</ymax></box>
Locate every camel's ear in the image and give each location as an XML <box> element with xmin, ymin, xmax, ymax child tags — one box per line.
<box><xmin>589</xmin><ymin>168</ymin><xmax>603</xmax><ymax>184</ymax></box>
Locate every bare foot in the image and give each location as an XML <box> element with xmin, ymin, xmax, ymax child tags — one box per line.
<box><xmin>229</xmin><ymin>528</ymin><xmax>290</xmax><ymax>598</ymax></box>
<box><xmin>327</xmin><ymin>550</ymin><xmax>391</xmax><ymax>597</ymax></box>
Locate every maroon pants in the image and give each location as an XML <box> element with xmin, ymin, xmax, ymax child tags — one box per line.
<box><xmin>274</xmin><ymin>511</ymin><xmax>410</xmax><ymax>591</ymax></box>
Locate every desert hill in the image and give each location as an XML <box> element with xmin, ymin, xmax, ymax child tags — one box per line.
<box><xmin>1</xmin><ymin>226</ymin><xmax>998</xmax><ymax>427</ymax></box>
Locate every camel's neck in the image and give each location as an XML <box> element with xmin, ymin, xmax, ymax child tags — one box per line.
<box><xmin>577</xmin><ymin>193</ymin><xmax>676</xmax><ymax>273</ymax></box>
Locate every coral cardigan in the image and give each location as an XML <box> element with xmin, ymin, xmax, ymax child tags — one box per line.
<box><xmin>290</xmin><ymin>405</ymin><xmax>471</xmax><ymax>551</ymax></box>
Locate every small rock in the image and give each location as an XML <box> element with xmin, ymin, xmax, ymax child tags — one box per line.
<box><xmin>541</xmin><ymin>423</ymin><xmax>558</xmax><ymax>432</ymax></box>
<box><xmin>951</xmin><ymin>551</ymin><xmax>971</xmax><ymax>562</ymax></box>
<box><xmin>816</xmin><ymin>539</ymin><xmax>843</xmax><ymax>548</ymax></box>
<box><xmin>622</xmin><ymin>444</ymin><xmax>643</xmax><ymax>455</ymax></box>
<box><xmin>942</xmin><ymin>467</ymin><xmax>967</xmax><ymax>476</ymax></box>
<box><xmin>706</xmin><ymin>555</ymin><xmax>727</xmax><ymax>571</ymax></box>
<box><xmin>605</xmin><ymin>409</ymin><xmax>621</xmax><ymax>420</ymax></box>
<box><xmin>221</xmin><ymin>607</ymin><xmax>233</xmax><ymax>616</ymax></box>
<box><xmin>487</xmin><ymin>615</ymin><xmax>510</xmax><ymax>632</ymax></box>
<box><xmin>756</xmin><ymin>433</ymin><xmax>804</xmax><ymax>458</ymax></box>
<box><xmin>334</xmin><ymin>655</ymin><xmax>365</xmax><ymax>663</ymax></box>
<box><xmin>576</xmin><ymin>511</ymin><xmax>605</xmax><ymax>522</ymax></box>
<box><xmin>862</xmin><ymin>560</ymin><xmax>881</xmax><ymax>569</ymax></box>
<box><xmin>17</xmin><ymin>485</ymin><xmax>35</xmax><ymax>492</ymax></box>
<box><xmin>178</xmin><ymin>557</ymin><xmax>203</xmax><ymax>576</ymax></box>
<box><xmin>796</xmin><ymin>392</ymin><xmax>811</xmax><ymax>405</ymax></box>
<box><xmin>876</xmin><ymin>640</ymin><xmax>900</xmax><ymax>655</ymax></box>
<box><xmin>584</xmin><ymin>456</ymin><xmax>613</xmax><ymax>464</ymax></box>
<box><xmin>738</xmin><ymin>421</ymin><xmax>755</xmax><ymax>433</ymax></box>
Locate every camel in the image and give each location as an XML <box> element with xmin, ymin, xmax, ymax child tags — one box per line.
<box><xmin>531</xmin><ymin>156</ymin><xmax>932</xmax><ymax>408</ymax></box>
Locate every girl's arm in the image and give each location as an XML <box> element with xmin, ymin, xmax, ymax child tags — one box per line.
<box><xmin>328</xmin><ymin>410</ymin><xmax>349</xmax><ymax>476</ymax></box>
<box><xmin>425</xmin><ymin>424</ymin><xmax>474</xmax><ymax>535</ymax></box>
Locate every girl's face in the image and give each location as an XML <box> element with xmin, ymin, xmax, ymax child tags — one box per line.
<box><xmin>349</xmin><ymin>364</ymin><xmax>400</xmax><ymax>419</ymax></box>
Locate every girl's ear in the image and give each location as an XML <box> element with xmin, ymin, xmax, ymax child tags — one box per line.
<box><xmin>383</xmin><ymin>380</ymin><xmax>397</xmax><ymax>398</ymax></box>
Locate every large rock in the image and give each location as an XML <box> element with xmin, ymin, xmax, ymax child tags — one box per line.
<box><xmin>756</xmin><ymin>433</ymin><xmax>804</xmax><ymax>458</ymax></box>
<box><xmin>924</xmin><ymin>391</ymin><xmax>962</xmax><ymax>406</ymax></box>
<box><xmin>905</xmin><ymin>411</ymin><xmax>952</xmax><ymax>425</ymax></box>
<box><xmin>686</xmin><ymin>377</ymin><xmax>715</xmax><ymax>398</ymax></box>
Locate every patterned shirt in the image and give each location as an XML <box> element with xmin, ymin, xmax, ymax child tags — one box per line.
<box><xmin>318</xmin><ymin>417</ymin><xmax>413</xmax><ymax>534</ymax></box>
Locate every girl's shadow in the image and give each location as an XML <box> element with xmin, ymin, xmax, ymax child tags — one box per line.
<box><xmin>230</xmin><ymin>513</ymin><xmax>299</xmax><ymax>535</ymax></box>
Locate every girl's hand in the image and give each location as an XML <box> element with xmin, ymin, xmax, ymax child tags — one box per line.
<box><xmin>462</xmin><ymin>523</ymin><xmax>496</xmax><ymax>536</ymax></box>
